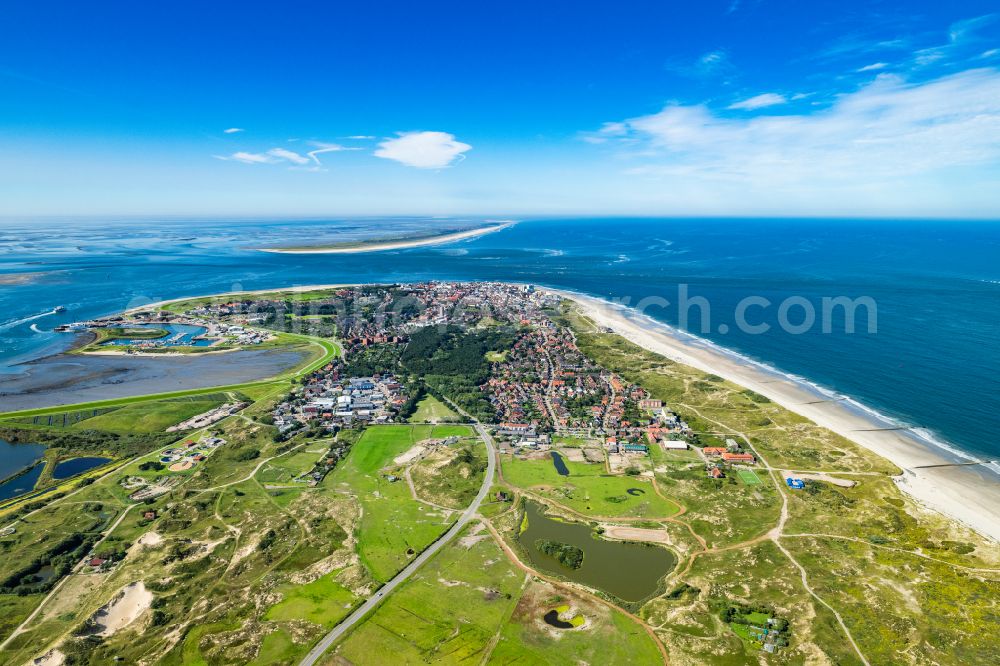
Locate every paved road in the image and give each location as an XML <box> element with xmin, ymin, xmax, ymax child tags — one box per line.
<box><xmin>299</xmin><ymin>423</ymin><xmax>497</xmax><ymax>666</ymax></box>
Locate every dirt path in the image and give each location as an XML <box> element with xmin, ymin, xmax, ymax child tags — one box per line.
<box><xmin>783</xmin><ymin>533</ymin><xmax>1000</xmax><ymax>574</ymax></box>
<box><xmin>678</xmin><ymin>403</ymin><xmax>870</xmax><ymax>666</ymax></box>
<box><xmin>298</xmin><ymin>416</ymin><xmax>498</xmax><ymax>666</ymax></box>
<box><xmin>403</xmin><ymin>466</ymin><xmax>455</xmax><ymax>512</ymax></box>
<box><xmin>1</xmin><ymin>503</ymin><xmax>138</xmax><ymax>650</ymax></box>
<box><xmin>478</xmin><ymin>572</ymin><xmax>531</xmax><ymax>666</ymax></box>
<box><xmin>197</xmin><ymin>440</ymin><xmax>309</xmax><ymax>493</ymax></box>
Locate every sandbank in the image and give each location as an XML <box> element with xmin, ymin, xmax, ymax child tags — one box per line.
<box><xmin>257</xmin><ymin>222</ymin><xmax>514</xmax><ymax>254</ymax></box>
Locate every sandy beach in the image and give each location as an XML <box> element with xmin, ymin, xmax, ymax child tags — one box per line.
<box><xmin>550</xmin><ymin>288</ymin><xmax>1000</xmax><ymax>543</ymax></box>
<box><xmin>258</xmin><ymin>222</ymin><xmax>515</xmax><ymax>254</ymax></box>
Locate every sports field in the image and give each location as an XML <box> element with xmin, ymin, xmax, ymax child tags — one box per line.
<box><xmin>736</xmin><ymin>469</ymin><xmax>762</xmax><ymax>485</ymax></box>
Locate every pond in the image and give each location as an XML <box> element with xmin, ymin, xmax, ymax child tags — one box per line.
<box><xmin>543</xmin><ymin>609</ymin><xmax>574</xmax><ymax>629</ymax></box>
<box><xmin>0</xmin><ymin>438</ymin><xmax>45</xmax><ymax>479</ymax></box>
<box><xmin>33</xmin><ymin>565</ymin><xmax>57</xmax><ymax>584</ymax></box>
<box><xmin>0</xmin><ymin>439</ymin><xmax>46</xmax><ymax>501</ymax></box>
<box><xmin>101</xmin><ymin>323</ymin><xmax>214</xmax><ymax>347</ymax></box>
<box><xmin>518</xmin><ymin>500</ymin><xmax>676</xmax><ymax>603</ymax></box>
<box><xmin>550</xmin><ymin>451</ymin><xmax>569</xmax><ymax>476</ymax></box>
<box><xmin>52</xmin><ymin>456</ymin><xmax>112</xmax><ymax>479</ymax></box>
<box><xmin>0</xmin><ymin>462</ymin><xmax>44</xmax><ymax>501</ymax></box>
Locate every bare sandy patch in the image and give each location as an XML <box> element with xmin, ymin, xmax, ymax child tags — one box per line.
<box><xmin>603</xmin><ymin>525</ymin><xmax>672</xmax><ymax>545</ymax></box>
<box><xmin>798</xmin><ymin>473</ymin><xmax>857</xmax><ymax>488</ymax></box>
<box><xmin>559</xmin><ymin>448</ymin><xmax>587</xmax><ymax>462</ymax></box>
<box><xmin>438</xmin><ymin>578</ymin><xmax>466</xmax><ymax>587</ymax></box>
<box><xmin>394</xmin><ymin>444</ymin><xmax>426</xmax><ymax>465</ymax></box>
<box><xmin>135</xmin><ymin>531</ymin><xmax>163</xmax><ymax>548</ymax></box>
<box><xmin>91</xmin><ymin>582</ymin><xmax>152</xmax><ymax>636</ymax></box>
<box><xmin>459</xmin><ymin>521</ymin><xmax>489</xmax><ymax>548</ymax></box>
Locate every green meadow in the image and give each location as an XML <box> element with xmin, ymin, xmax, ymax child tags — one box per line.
<box><xmin>501</xmin><ymin>454</ymin><xmax>681</xmax><ymax>519</ymax></box>
<box><xmin>329</xmin><ymin>522</ymin><xmax>523</xmax><ymax>664</ymax></box>
<box><xmin>324</xmin><ymin>424</ymin><xmax>478</xmax><ymax>582</ymax></box>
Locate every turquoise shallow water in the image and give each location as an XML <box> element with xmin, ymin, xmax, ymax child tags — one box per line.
<box><xmin>1</xmin><ymin>217</ymin><xmax>998</xmax><ymax>461</ymax></box>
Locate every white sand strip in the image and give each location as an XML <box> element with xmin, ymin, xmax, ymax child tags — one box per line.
<box><xmin>550</xmin><ymin>288</ymin><xmax>1000</xmax><ymax>543</ymax></box>
<box><xmin>259</xmin><ymin>222</ymin><xmax>515</xmax><ymax>254</ymax></box>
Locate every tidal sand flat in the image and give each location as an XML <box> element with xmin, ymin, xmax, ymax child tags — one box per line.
<box><xmin>554</xmin><ymin>288</ymin><xmax>1000</xmax><ymax>542</ymax></box>
<box><xmin>0</xmin><ymin>348</ymin><xmax>306</xmax><ymax>411</ymax></box>
<box><xmin>259</xmin><ymin>221</ymin><xmax>514</xmax><ymax>254</ymax></box>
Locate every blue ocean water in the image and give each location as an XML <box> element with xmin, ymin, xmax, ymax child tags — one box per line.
<box><xmin>1</xmin><ymin>217</ymin><xmax>998</xmax><ymax>461</ymax></box>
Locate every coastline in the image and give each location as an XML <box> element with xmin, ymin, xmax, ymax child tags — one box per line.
<box><xmin>28</xmin><ymin>279</ymin><xmax>999</xmax><ymax>541</ymax></box>
<box><xmin>548</xmin><ymin>287</ymin><xmax>1000</xmax><ymax>543</ymax></box>
<box><xmin>123</xmin><ymin>283</ymin><xmax>356</xmax><ymax>314</ymax></box>
<box><xmin>257</xmin><ymin>222</ymin><xmax>515</xmax><ymax>254</ymax></box>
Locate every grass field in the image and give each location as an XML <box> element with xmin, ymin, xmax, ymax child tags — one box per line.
<box><xmin>2</xmin><ymin>407</ymin><xmax>119</xmax><ymax>429</ymax></box>
<box><xmin>328</xmin><ymin>522</ymin><xmax>524</xmax><ymax>664</ymax></box>
<box><xmin>488</xmin><ymin>577</ymin><xmax>663</xmax><ymax>665</ymax></box>
<box><xmin>256</xmin><ymin>447</ymin><xmax>328</xmax><ymax>485</ymax></box>
<box><xmin>736</xmin><ymin>469</ymin><xmax>762</xmax><ymax>486</ymax></box>
<box><xmin>69</xmin><ymin>394</ymin><xmax>230</xmax><ymax>433</ymax></box>
<box><xmin>502</xmin><ymin>454</ymin><xmax>681</xmax><ymax>519</ymax></box>
<box><xmin>325</xmin><ymin>425</ymin><xmax>477</xmax><ymax>582</ymax></box>
<box><xmin>409</xmin><ymin>395</ymin><xmax>459</xmax><ymax>423</ymax></box>
<box><xmin>410</xmin><ymin>438</ymin><xmax>488</xmax><ymax>509</ymax></box>
<box><xmin>265</xmin><ymin>569</ymin><xmax>358</xmax><ymax>628</ymax></box>
<box><xmin>551</xmin><ymin>435</ymin><xmax>593</xmax><ymax>447</ymax></box>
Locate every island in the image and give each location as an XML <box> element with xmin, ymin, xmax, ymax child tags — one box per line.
<box><xmin>258</xmin><ymin>221</ymin><xmax>515</xmax><ymax>254</ymax></box>
<box><xmin>0</xmin><ymin>281</ymin><xmax>996</xmax><ymax>666</ymax></box>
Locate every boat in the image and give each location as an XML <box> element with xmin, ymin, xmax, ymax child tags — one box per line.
<box><xmin>53</xmin><ymin>306</ymin><xmax>66</xmax><ymax>313</ymax></box>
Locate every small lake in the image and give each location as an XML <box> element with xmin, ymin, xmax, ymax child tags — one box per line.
<box><xmin>550</xmin><ymin>451</ymin><xmax>569</xmax><ymax>476</ymax></box>
<box><xmin>101</xmin><ymin>323</ymin><xmax>214</xmax><ymax>347</ymax></box>
<box><xmin>0</xmin><ymin>464</ymin><xmax>45</xmax><ymax>502</ymax></box>
<box><xmin>52</xmin><ymin>456</ymin><xmax>111</xmax><ymax>479</ymax></box>
<box><xmin>0</xmin><ymin>438</ymin><xmax>45</xmax><ymax>479</ymax></box>
<box><xmin>543</xmin><ymin>609</ymin><xmax>574</xmax><ymax>628</ymax></box>
<box><xmin>518</xmin><ymin>500</ymin><xmax>676</xmax><ymax>603</ymax></box>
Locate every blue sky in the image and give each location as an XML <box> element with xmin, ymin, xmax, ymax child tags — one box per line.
<box><xmin>2</xmin><ymin>1</ymin><xmax>999</xmax><ymax>217</ymax></box>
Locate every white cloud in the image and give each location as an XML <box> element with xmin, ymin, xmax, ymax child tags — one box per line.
<box><xmin>215</xmin><ymin>148</ymin><xmax>310</xmax><ymax>166</ymax></box>
<box><xmin>223</xmin><ymin>127</ymin><xmax>245</xmax><ymax>134</ymax></box>
<box><xmin>594</xmin><ymin>68</ymin><xmax>1000</xmax><ymax>192</ymax></box>
<box><xmin>345</xmin><ymin>135</ymin><xmax>375</xmax><ymax>140</ymax></box>
<box><xmin>218</xmin><ymin>151</ymin><xmax>274</xmax><ymax>164</ymax></box>
<box><xmin>728</xmin><ymin>92</ymin><xmax>788</xmax><ymax>110</ymax></box>
<box><xmin>582</xmin><ymin>122</ymin><xmax>630</xmax><ymax>144</ymax></box>
<box><xmin>948</xmin><ymin>14</ymin><xmax>997</xmax><ymax>44</ymax></box>
<box><xmin>695</xmin><ymin>50</ymin><xmax>730</xmax><ymax>76</ymax></box>
<box><xmin>857</xmin><ymin>62</ymin><xmax>888</xmax><ymax>72</ymax></box>
<box><xmin>306</xmin><ymin>142</ymin><xmax>350</xmax><ymax>165</ymax></box>
<box><xmin>267</xmin><ymin>148</ymin><xmax>310</xmax><ymax>165</ymax></box>
<box><xmin>374</xmin><ymin>131</ymin><xmax>471</xmax><ymax>168</ymax></box>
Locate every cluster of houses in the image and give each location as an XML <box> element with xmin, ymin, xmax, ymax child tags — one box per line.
<box><xmin>59</xmin><ymin>306</ymin><xmax>274</xmax><ymax>349</ymax></box>
<box><xmin>190</xmin><ymin>283</ymin><xmax>762</xmax><ymax>480</ymax></box>
<box><xmin>216</xmin><ymin>323</ymin><xmax>270</xmax><ymax>345</ymax></box>
<box><xmin>158</xmin><ymin>435</ymin><xmax>226</xmax><ymax>472</ymax></box>
<box><xmin>701</xmin><ymin>438</ymin><xmax>756</xmax><ymax>478</ymax></box>
<box><xmin>483</xmin><ymin>317</ymin><xmax>662</xmax><ymax>456</ymax></box>
<box><xmin>273</xmin><ymin>373</ymin><xmax>409</xmax><ymax>433</ymax></box>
